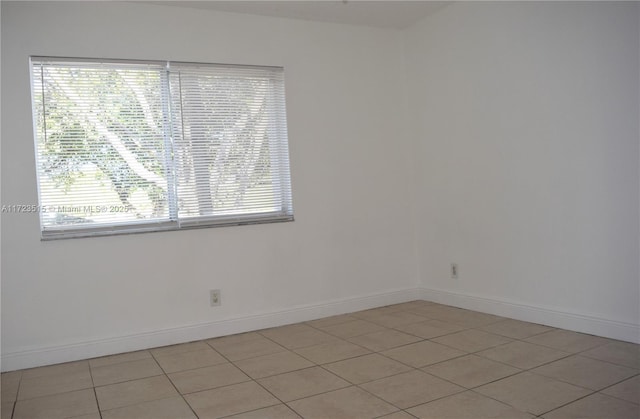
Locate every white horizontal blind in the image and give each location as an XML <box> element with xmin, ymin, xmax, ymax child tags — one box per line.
<box><xmin>31</xmin><ymin>57</ymin><xmax>293</xmax><ymax>239</ymax></box>
<box><xmin>31</xmin><ymin>59</ymin><xmax>174</xmax><ymax>238</ymax></box>
<box><xmin>170</xmin><ymin>63</ymin><xmax>293</xmax><ymax>226</ymax></box>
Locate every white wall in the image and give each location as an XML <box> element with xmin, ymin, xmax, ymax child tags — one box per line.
<box><xmin>1</xmin><ymin>1</ymin><xmax>417</xmax><ymax>370</ymax></box>
<box><xmin>2</xmin><ymin>1</ymin><xmax>639</xmax><ymax>371</ymax></box>
<box><xmin>406</xmin><ymin>2</ymin><xmax>640</xmax><ymax>339</ymax></box>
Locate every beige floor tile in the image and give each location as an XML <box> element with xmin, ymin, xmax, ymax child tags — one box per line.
<box><xmin>431</xmin><ymin>329</ymin><xmax>512</xmax><ymax>352</ymax></box>
<box><xmin>581</xmin><ymin>341</ymin><xmax>640</xmax><ymax>369</ymax></box>
<box><xmin>456</xmin><ymin>315</ymin><xmax>507</xmax><ymax>328</ymax></box>
<box><xmin>381</xmin><ymin>304</ymin><xmax>419</xmax><ymax>312</ymax></box>
<box><xmin>349</xmin><ymin>310</ymin><xmax>395</xmax><ymax>323</ymax></box>
<box><xmin>258</xmin><ymin>366</ymin><xmax>350</xmax><ymax>401</ymax></box>
<box><xmin>401</xmin><ymin>307</ymin><xmax>437</xmax><ymax>319</ymax></box>
<box><xmin>69</xmin><ymin>413</ymin><xmax>101</xmax><ymax>419</ymax></box>
<box><xmin>360</xmin><ymin>369</ymin><xmax>464</xmax><ymax>409</ymax></box>
<box><xmin>480</xmin><ymin>319</ymin><xmax>555</xmax><ymax>339</ymax></box>
<box><xmin>525</xmin><ymin>330</ymin><xmax>612</xmax><ymax>353</ymax></box>
<box><xmin>324</xmin><ymin>353</ymin><xmax>412</xmax><ymax>384</ymax></box>
<box><xmin>360</xmin><ymin>312</ymin><xmax>430</xmax><ymax>328</ymax></box>
<box><xmin>287</xmin><ymin>386</ymin><xmax>398</xmax><ymax>419</ymax></box>
<box><xmin>234</xmin><ymin>350</ymin><xmax>314</xmax><ymax>379</ymax></box>
<box><xmin>433</xmin><ymin>310</ymin><xmax>505</xmax><ymax>328</ymax></box>
<box><xmin>444</xmin><ymin>307</ymin><xmax>484</xmax><ymax>316</ymax></box>
<box><xmin>91</xmin><ymin>358</ymin><xmax>164</xmax><ymax>386</ymax></box>
<box><xmin>21</xmin><ymin>361</ymin><xmax>89</xmax><ymax>380</ymax></box>
<box><xmin>88</xmin><ymin>350</ymin><xmax>152</xmax><ymax>368</ymax></box>
<box><xmin>13</xmin><ymin>388</ymin><xmax>98</xmax><ymax>419</ymax></box>
<box><xmin>154</xmin><ymin>348</ymin><xmax>227</xmax><ymax>373</ymax></box>
<box><xmin>168</xmin><ymin>362</ymin><xmax>250</xmax><ymax>394</ymax></box>
<box><xmin>208</xmin><ymin>336</ymin><xmax>286</xmax><ymax>361</ymax></box>
<box><xmin>150</xmin><ymin>341</ymin><xmax>211</xmax><ymax>357</ymax></box>
<box><xmin>347</xmin><ymin>329</ymin><xmax>422</xmax><ymax>352</ymax></box>
<box><xmin>318</xmin><ymin>319</ymin><xmax>386</xmax><ymax>338</ymax></box>
<box><xmin>394</xmin><ymin>319</ymin><xmax>466</xmax><ymax>339</ymax></box>
<box><xmin>306</xmin><ymin>314</ymin><xmax>356</xmax><ymax>328</ymax></box>
<box><xmin>407</xmin><ymin>390</ymin><xmax>534</xmax><ymax>418</ymax></box>
<box><xmin>477</xmin><ymin>341</ymin><xmax>570</xmax><ymax>369</ymax></box>
<box><xmin>601</xmin><ymin>375</ymin><xmax>640</xmax><ymax>404</ymax></box>
<box><xmin>1</xmin><ymin>371</ymin><xmax>22</xmax><ymax>402</ymax></box>
<box><xmin>385</xmin><ymin>301</ymin><xmax>434</xmax><ymax>312</ymax></box>
<box><xmin>381</xmin><ymin>341</ymin><xmax>466</xmax><ymax>368</ymax></box>
<box><xmin>377</xmin><ymin>411</ymin><xmax>416</xmax><ymax>419</ymax></box>
<box><xmin>101</xmin><ymin>396</ymin><xmax>196</xmax><ymax>419</ymax></box>
<box><xmin>95</xmin><ymin>375</ymin><xmax>178</xmax><ymax>411</ymax></box>
<box><xmin>206</xmin><ymin>332</ymin><xmax>263</xmax><ymax>347</ymax></box>
<box><xmin>226</xmin><ymin>404</ymin><xmax>301</xmax><ymax>419</ymax></box>
<box><xmin>184</xmin><ymin>381</ymin><xmax>279</xmax><ymax>418</ymax></box>
<box><xmin>531</xmin><ymin>355</ymin><xmax>637</xmax><ymax>390</ymax></box>
<box><xmin>475</xmin><ymin>372</ymin><xmax>591</xmax><ymax>416</ymax></box>
<box><xmin>423</xmin><ymin>354</ymin><xmax>521</xmax><ymax>388</ymax></box>
<box><xmin>293</xmin><ymin>340</ymin><xmax>371</xmax><ymax>364</ymax></box>
<box><xmin>17</xmin><ymin>368</ymin><xmax>93</xmax><ymax>400</ymax></box>
<box><xmin>352</xmin><ymin>306</ymin><xmax>404</xmax><ymax>319</ymax></box>
<box><xmin>259</xmin><ymin>324</ymin><xmax>316</xmax><ymax>339</ymax></box>
<box><xmin>542</xmin><ymin>392</ymin><xmax>639</xmax><ymax>419</ymax></box>
<box><xmin>377</xmin><ymin>304</ymin><xmax>414</xmax><ymax>312</ymax></box>
<box><xmin>1</xmin><ymin>402</ymin><xmax>14</xmax><ymax>419</ymax></box>
<box><xmin>406</xmin><ymin>304</ymin><xmax>460</xmax><ymax>319</ymax></box>
<box><xmin>266</xmin><ymin>329</ymin><xmax>339</xmax><ymax>350</ymax></box>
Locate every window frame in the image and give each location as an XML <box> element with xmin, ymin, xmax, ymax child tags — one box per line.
<box><xmin>30</xmin><ymin>56</ymin><xmax>294</xmax><ymax>240</ymax></box>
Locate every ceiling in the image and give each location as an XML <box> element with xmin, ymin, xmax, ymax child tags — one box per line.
<box><xmin>145</xmin><ymin>1</ymin><xmax>451</xmax><ymax>29</ymax></box>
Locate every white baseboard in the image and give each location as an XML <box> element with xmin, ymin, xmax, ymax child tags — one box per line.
<box><xmin>421</xmin><ymin>287</ymin><xmax>640</xmax><ymax>344</ymax></box>
<box><xmin>1</xmin><ymin>287</ymin><xmax>421</xmax><ymax>372</ymax></box>
<box><xmin>4</xmin><ymin>286</ymin><xmax>638</xmax><ymax>371</ymax></box>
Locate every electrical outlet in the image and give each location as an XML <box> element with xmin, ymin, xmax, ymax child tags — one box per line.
<box><xmin>210</xmin><ymin>289</ymin><xmax>221</xmax><ymax>306</ymax></box>
<box><xmin>451</xmin><ymin>263</ymin><xmax>458</xmax><ymax>279</ymax></box>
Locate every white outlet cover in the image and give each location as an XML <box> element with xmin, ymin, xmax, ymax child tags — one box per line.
<box><xmin>210</xmin><ymin>289</ymin><xmax>221</xmax><ymax>306</ymax></box>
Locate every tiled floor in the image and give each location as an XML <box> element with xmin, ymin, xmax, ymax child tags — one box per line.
<box><xmin>2</xmin><ymin>300</ymin><xmax>639</xmax><ymax>419</ymax></box>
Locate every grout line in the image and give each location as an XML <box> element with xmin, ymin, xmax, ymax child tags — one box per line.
<box><xmin>521</xmin><ymin>332</ymin><xmax>616</xmax><ymax>355</ymax></box>
<box><xmin>190</xmin><ymin>336</ymin><xmax>292</xmax><ymax>417</ymax></box>
<box><xmin>536</xmin><ymin>388</ymin><xmax>599</xmax><ymax>417</ymax></box>
<box><xmin>9</xmin><ymin>401</ymin><xmax>16</xmax><ymax>419</ymax></box>
<box><xmin>304</xmin><ymin>315</ymin><xmax>359</xmax><ymax>329</ymax></box>
<box><xmin>147</xmin><ymin>348</ymin><xmax>200</xmax><ymax>418</ymax></box>
<box><xmin>375</xmin><ymin>344</ymin><xmax>469</xmax><ymax>371</ymax></box>
<box><xmin>11</xmin><ymin>371</ymin><xmax>24</xmax><ymax>412</ymax></box>
<box><xmin>86</xmin><ymin>360</ymin><xmax>104</xmax><ymax>419</ymax></box>
<box><xmin>9</xmin><ymin>383</ymin><xmax>97</xmax><ymax>404</ymax></box>
<box><xmin>99</xmin><ymin>394</ymin><xmax>192</xmax><ymax>416</ymax></box>
<box><xmin>92</xmin><ymin>372</ymin><xmax>165</xmax><ymax>390</ymax></box>
<box><xmin>215</xmin><ymin>401</ymin><xmax>288</xmax><ymax>419</ymax></box>
<box><xmin>595</xmin><ymin>372</ymin><xmax>640</xmax><ymax>402</ymax></box>
<box><xmin>350</xmin><ymin>383</ymin><xmax>406</xmax><ymax>414</ymax></box>
<box><xmin>90</xmin><ymin>356</ymin><xmax>160</xmax><ymax>372</ymax></box>
<box><xmin>575</xmin><ymin>352</ymin><xmax>640</xmax><ymax>370</ymax></box>
<box><xmin>294</xmin><ymin>349</ymin><xmax>375</xmax><ymax>367</ymax></box>
<box><xmin>464</xmin><ymin>387</ymin><xmax>555</xmax><ymax>418</ymax></box>
<box><xmin>525</xmin><ymin>366</ymin><xmax>638</xmax><ymax>393</ymax></box>
<box><xmin>349</xmin><ymin>359</ymin><xmax>469</xmax><ymax>412</ymax></box>
<box><xmin>205</xmin><ymin>339</ymin><xmax>290</xmax><ymax>362</ymax></box>
<box><xmin>592</xmin><ymin>372</ymin><xmax>640</xmax><ymax>394</ymax></box>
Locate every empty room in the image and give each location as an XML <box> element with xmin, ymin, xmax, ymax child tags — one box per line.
<box><xmin>1</xmin><ymin>1</ymin><xmax>639</xmax><ymax>418</ymax></box>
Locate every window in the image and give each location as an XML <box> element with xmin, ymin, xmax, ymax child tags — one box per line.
<box><xmin>30</xmin><ymin>57</ymin><xmax>293</xmax><ymax>239</ymax></box>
